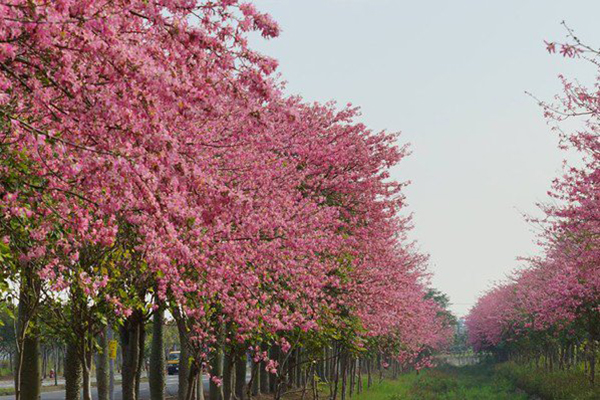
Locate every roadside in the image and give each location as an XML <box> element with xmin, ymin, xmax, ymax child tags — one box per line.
<box><xmin>352</xmin><ymin>364</ymin><xmax>528</xmax><ymax>400</ymax></box>
<box><xmin>496</xmin><ymin>361</ymin><xmax>600</xmax><ymax>400</ymax></box>
<box><xmin>0</xmin><ymin>373</ymin><xmax>145</xmax><ymax>397</ymax></box>
<box><xmin>0</xmin><ymin>374</ymin><xmax>125</xmax><ymax>390</ymax></box>
<box><xmin>0</xmin><ymin>375</ymin><xmax>181</xmax><ymax>400</ymax></box>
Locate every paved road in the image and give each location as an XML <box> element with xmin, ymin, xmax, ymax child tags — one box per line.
<box><xmin>0</xmin><ymin>375</ymin><xmax>212</xmax><ymax>400</ymax></box>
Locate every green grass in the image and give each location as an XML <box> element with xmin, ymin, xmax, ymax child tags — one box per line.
<box><xmin>354</xmin><ymin>364</ymin><xmax>527</xmax><ymax>400</ymax></box>
<box><xmin>496</xmin><ymin>361</ymin><xmax>600</xmax><ymax>400</ymax></box>
<box><xmin>0</xmin><ymin>384</ymin><xmax>67</xmax><ymax>396</ymax></box>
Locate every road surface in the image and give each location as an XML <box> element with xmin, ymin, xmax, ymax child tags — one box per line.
<box><xmin>0</xmin><ymin>375</ymin><xmax>212</xmax><ymax>400</ymax></box>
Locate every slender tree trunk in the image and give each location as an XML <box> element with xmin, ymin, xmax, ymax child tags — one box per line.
<box><xmin>300</xmin><ymin>365</ymin><xmax>311</xmax><ymax>400</ymax></box>
<box><xmin>150</xmin><ymin>308</ymin><xmax>165</xmax><ymax>400</ymax></box>
<box><xmin>121</xmin><ymin>316</ymin><xmax>141</xmax><ymax>400</ymax></box>
<box><xmin>185</xmin><ymin>362</ymin><xmax>200</xmax><ymax>400</ymax></box>
<box><xmin>209</xmin><ymin>345</ymin><xmax>224</xmax><ymax>400</ymax></box>
<box><xmin>198</xmin><ymin>366</ymin><xmax>205</xmax><ymax>400</ymax></box>
<box><xmin>234</xmin><ymin>350</ymin><xmax>247</xmax><ymax>400</ymax></box>
<box><xmin>135</xmin><ymin>326</ymin><xmax>146</xmax><ymax>400</ymax></box>
<box><xmin>223</xmin><ymin>351</ymin><xmax>234</xmax><ymax>400</ymax></box>
<box><xmin>349</xmin><ymin>358</ymin><xmax>355</xmax><ymax>397</ymax></box>
<box><xmin>82</xmin><ymin>349</ymin><xmax>93</xmax><ymax>400</ymax></box>
<box><xmin>109</xmin><ymin>327</ymin><xmax>116</xmax><ymax>400</ymax></box>
<box><xmin>340</xmin><ymin>352</ymin><xmax>347</xmax><ymax>400</ymax></box>
<box><xmin>97</xmin><ymin>328</ymin><xmax>110</xmax><ymax>400</ymax></box>
<box><xmin>589</xmin><ymin>338</ymin><xmax>596</xmax><ymax>385</ymax></box>
<box><xmin>251</xmin><ymin>359</ymin><xmax>259</xmax><ymax>396</ymax></box>
<box><xmin>15</xmin><ymin>273</ymin><xmax>41</xmax><ymax>400</ymax></box>
<box><xmin>296</xmin><ymin>349</ymin><xmax>302</xmax><ymax>388</ymax></box>
<box><xmin>268</xmin><ymin>347</ymin><xmax>279</xmax><ymax>394</ymax></box>
<box><xmin>330</xmin><ymin>345</ymin><xmax>340</xmax><ymax>400</ymax></box>
<box><xmin>54</xmin><ymin>346</ymin><xmax>59</xmax><ymax>386</ymax></box>
<box><xmin>357</xmin><ymin>358</ymin><xmax>364</xmax><ymax>394</ymax></box>
<box><xmin>42</xmin><ymin>347</ymin><xmax>47</xmax><ymax>379</ymax></box>
<box><xmin>312</xmin><ymin>365</ymin><xmax>319</xmax><ymax>400</ymax></box>
<box><xmin>259</xmin><ymin>344</ymin><xmax>269</xmax><ymax>394</ymax></box>
<box><xmin>323</xmin><ymin>348</ymin><xmax>329</xmax><ymax>383</ymax></box>
<box><xmin>177</xmin><ymin>319</ymin><xmax>190</xmax><ymax>400</ymax></box>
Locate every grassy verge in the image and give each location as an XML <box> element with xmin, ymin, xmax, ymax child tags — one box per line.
<box><xmin>496</xmin><ymin>361</ymin><xmax>600</xmax><ymax>400</ymax></box>
<box><xmin>353</xmin><ymin>364</ymin><xmax>527</xmax><ymax>400</ymax></box>
<box><xmin>0</xmin><ymin>384</ymin><xmax>68</xmax><ymax>396</ymax></box>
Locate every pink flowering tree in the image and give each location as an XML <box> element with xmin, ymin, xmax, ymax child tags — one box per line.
<box><xmin>468</xmin><ymin>25</ymin><xmax>599</xmax><ymax>385</ymax></box>
<box><xmin>0</xmin><ymin>2</ymin><xmax>454</xmax><ymax>400</ymax></box>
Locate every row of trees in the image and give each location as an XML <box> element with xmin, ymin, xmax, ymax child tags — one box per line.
<box><xmin>466</xmin><ymin>28</ymin><xmax>599</xmax><ymax>385</ymax></box>
<box><xmin>0</xmin><ymin>2</ymin><xmax>453</xmax><ymax>400</ymax></box>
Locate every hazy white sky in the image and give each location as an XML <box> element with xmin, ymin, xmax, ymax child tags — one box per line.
<box><xmin>249</xmin><ymin>0</ymin><xmax>600</xmax><ymax>316</ymax></box>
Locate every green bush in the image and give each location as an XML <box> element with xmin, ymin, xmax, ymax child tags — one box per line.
<box><xmin>406</xmin><ymin>365</ymin><xmax>526</xmax><ymax>400</ymax></box>
<box><xmin>355</xmin><ymin>364</ymin><xmax>527</xmax><ymax>400</ymax></box>
<box><xmin>496</xmin><ymin>361</ymin><xmax>600</xmax><ymax>400</ymax></box>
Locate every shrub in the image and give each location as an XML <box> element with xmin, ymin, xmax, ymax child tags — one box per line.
<box><xmin>496</xmin><ymin>362</ymin><xmax>600</xmax><ymax>400</ymax></box>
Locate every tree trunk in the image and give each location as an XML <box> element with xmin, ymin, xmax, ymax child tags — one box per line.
<box><xmin>76</xmin><ymin>337</ymin><xmax>94</xmax><ymax>400</ymax></box>
<box><xmin>42</xmin><ymin>347</ymin><xmax>47</xmax><ymax>379</ymax></box>
<box><xmin>340</xmin><ymin>352</ymin><xmax>347</xmax><ymax>400</ymax></box>
<box><xmin>54</xmin><ymin>346</ymin><xmax>59</xmax><ymax>386</ymax></box>
<box><xmin>349</xmin><ymin>358</ymin><xmax>355</xmax><ymax>397</ymax></box>
<box><xmin>251</xmin><ymin>359</ymin><xmax>259</xmax><ymax>396</ymax></box>
<box><xmin>367</xmin><ymin>357</ymin><xmax>372</xmax><ymax>388</ymax></box>
<box><xmin>82</xmin><ymin>351</ymin><xmax>93</xmax><ymax>400</ymax></box>
<box><xmin>223</xmin><ymin>351</ymin><xmax>234</xmax><ymax>400</ymax></box>
<box><xmin>135</xmin><ymin>325</ymin><xmax>146</xmax><ymax>400</ymax></box>
<box><xmin>234</xmin><ymin>350</ymin><xmax>247</xmax><ymax>400</ymax></box>
<box><xmin>15</xmin><ymin>273</ymin><xmax>41</xmax><ymax>400</ymax></box>
<box><xmin>19</xmin><ymin>334</ymin><xmax>40</xmax><ymax>400</ymax></box>
<box><xmin>268</xmin><ymin>347</ymin><xmax>279</xmax><ymax>394</ymax></box>
<box><xmin>259</xmin><ymin>344</ymin><xmax>269</xmax><ymax>394</ymax></box>
<box><xmin>209</xmin><ymin>345</ymin><xmax>223</xmax><ymax>400</ymax></box>
<box><xmin>589</xmin><ymin>338</ymin><xmax>596</xmax><ymax>385</ymax></box>
<box><xmin>185</xmin><ymin>362</ymin><xmax>200</xmax><ymax>400</ymax></box>
<box><xmin>357</xmin><ymin>359</ymin><xmax>362</xmax><ymax>394</ymax></box>
<box><xmin>121</xmin><ymin>315</ymin><xmax>142</xmax><ymax>400</ymax></box>
<box><xmin>65</xmin><ymin>342</ymin><xmax>82</xmax><ymax>400</ymax></box>
<box><xmin>295</xmin><ymin>349</ymin><xmax>302</xmax><ymax>387</ymax></box>
<box><xmin>198</xmin><ymin>366</ymin><xmax>205</xmax><ymax>400</ymax></box>
<box><xmin>150</xmin><ymin>308</ymin><xmax>165</xmax><ymax>400</ymax></box>
<box><xmin>97</xmin><ymin>328</ymin><xmax>110</xmax><ymax>400</ymax></box>
<box><xmin>177</xmin><ymin>318</ymin><xmax>190</xmax><ymax>400</ymax></box>
<box><xmin>331</xmin><ymin>348</ymin><xmax>339</xmax><ymax>400</ymax></box>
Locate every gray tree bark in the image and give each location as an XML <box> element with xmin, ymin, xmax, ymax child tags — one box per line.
<box><xmin>234</xmin><ymin>351</ymin><xmax>246</xmax><ymax>400</ymax></box>
<box><xmin>177</xmin><ymin>319</ymin><xmax>190</xmax><ymax>400</ymax></box>
<box><xmin>223</xmin><ymin>352</ymin><xmax>234</xmax><ymax>400</ymax></box>
<box><xmin>150</xmin><ymin>308</ymin><xmax>165</xmax><ymax>400</ymax></box>
<box><xmin>15</xmin><ymin>273</ymin><xmax>41</xmax><ymax>400</ymax></box>
<box><xmin>65</xmin><ymin>342</ymin><xmax>82</xmax><ymax>400</ymax></box>
<box><xmin>259</xmin><ymin>344</ymin><xmax>269</xmax><ymax>394</ymax></box>
<box><xmin>251</xmin><ymin>359</ymin><xmax>259</xmax><ymax>396</ymax></box>
<box><xmin>209</xmin><ymin>345</ymin><xmax>223</xmax><ymax>400</ymax></box>
<box><xmin>82</xmin><ymin>347</ymin><xmax>94</xmax><ymax>400</ymax></box>
<box><xmin>96</xmin><ymin>328</ymin><xmax>110</xmax><ymax>400</ymax></box>
<box><xmin>121</xmin><ymin>315</ymin><xmax>142</xmax><ymax>400</ymax></box>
